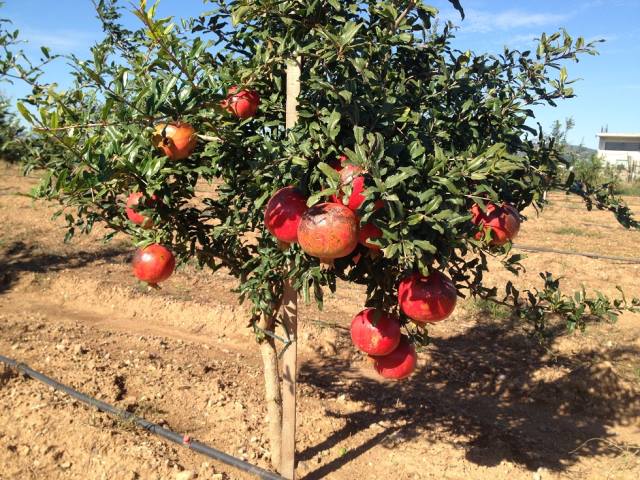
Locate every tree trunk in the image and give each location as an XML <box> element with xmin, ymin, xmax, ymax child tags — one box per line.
<box><xmin>257</xmin><ymin>313</ymin><xmax>282</xmax><ymax>469</ymax></box>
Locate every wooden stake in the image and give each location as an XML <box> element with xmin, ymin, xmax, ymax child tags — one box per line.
<box><xmin>285</xmin><ymin>58</ymin><xmax>301</xmax><ymax>129</ymax></box>
<box><xmin>280</xmin><ymin>57</ymin><xmax>301</xmax><ymax>480</ymax></box>
<box><xmin>280</xmin><ymin>280</ymin><xmax>298</xmax><ymax>479</ymax></box>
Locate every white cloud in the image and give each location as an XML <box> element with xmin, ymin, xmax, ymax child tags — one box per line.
<box><xmin>462</xmin><ymin>9</ymin><xmax>571</xmax><ymax>33</ymax></box>
<box><xmin>439</xmin><ymin>8</ymin><xmax>572</xmax><ymax>34</ymax></box>
<box><xmin>20</xmin><ymin>29</ymin><xmax>98</xmax><ymax>54</ymax></box>
<box><xmin>505</xmin><ymin>32</ymin><xmax>539</xmax><ymax>47</ymax></box>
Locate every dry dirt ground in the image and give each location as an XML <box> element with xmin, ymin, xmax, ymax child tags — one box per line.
<box><xmin>1</xmin><ymin>161</ymin><xmax>639</xmax><ymax>480</ymax></box>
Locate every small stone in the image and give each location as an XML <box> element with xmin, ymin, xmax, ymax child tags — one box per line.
<box><xmin>72</xmin><ymin>344</ymin><xmax>87</xmax><ymax>355</ymax></box>
<box><xmin>533</xmin><ymin>467</ymin><xmax>549</xmax><ymax>480</ymax></box>
<box><xmin>59</xmin><ymin>461</ymin><xmax>72</xmax><ymax>470</ymax></box>
<box><xmin>175</xmin><ymin>471</ymin><xmax>196</xmax><ymax>480</ymax></box>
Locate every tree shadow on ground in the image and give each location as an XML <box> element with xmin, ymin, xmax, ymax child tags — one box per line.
<box><xmin>0</xmin><ymin>240</ymin><xmax>128</xmax><ymax>294</ymax></box>
<box><xmin>299</xmin><ymin>318</ymin><xmax>640</xmax><ymax>479</ymax></box>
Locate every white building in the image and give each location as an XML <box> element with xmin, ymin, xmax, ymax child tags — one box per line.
<box><xmin>596</xmin><ymin>133</ymin><xmax>640</xmax><ymax>169</ymax></box>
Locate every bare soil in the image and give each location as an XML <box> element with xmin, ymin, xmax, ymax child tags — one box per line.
<box><xmin>1</xmin><ymin>162</ymin><xmax>639</xmax><ymax>480</ymax></box>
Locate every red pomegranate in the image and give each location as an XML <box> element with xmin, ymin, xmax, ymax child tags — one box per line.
<box><xmin>371</xmin><ymin>336</ymin><xmax>417</xmax><ymax>380</ymax></box>
<box><xmin>297</xmin><ymin>202</ymin><xmax>359</xmax><ymax>264</ymax></box>
<box><xmin>222</xmin><ymin>86</ymin><xmax>260</xmax><ymax>119</ymax></box>
<box><xmin>132</xmin><ymin>244</ymin><xmax>176</xmax><ymax>284</ymax></box>
<box><xmin>471</xmin><ymin>202</ymin><xmax>521</xmax><ymax>246</ymax></box>
<box><xmin>358</xmin><ymin>222</ymin><xmax>382</xmax><ymax>250</ymax></box>
<box><xmin>398</xmin><ymin>271</ymin><xmax>457</xmax><ymax>324</ymax></box>
<box><xmin>125</xmin><ymin>192</ymin><xmax>157</xmax><ymax>229</ymax></box>
<box><xmin>350</xmin><ymin>308</ymin><xmax>401</xmax><ymax>356</ymax></box>
<box><xmin>264</xmin><ymin>187</ymin><xmax>308</xmax><ymax>244</ymax></box>
<box><xmin>153</xmin><ymin>122</ymin><xmax>197</xmax><ymax>160</ymax></box>
<box><xmin>332</xmin><ymin>165</ymin><xmax>383</xmax><ymax>212</ymax></box>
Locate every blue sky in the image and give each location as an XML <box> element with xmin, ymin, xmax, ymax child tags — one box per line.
<box><xmin>2</xmin><ymin>0</ymin><xmax>639</xmax><ymax>149</ymax></box>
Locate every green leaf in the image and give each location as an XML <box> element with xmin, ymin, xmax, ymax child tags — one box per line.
<box><xmin>231</xmin><ymin>5</ymin><xmax>250</xmax><ymax>25</ymax></box>
<box><xmin>316</xmin><ymin>162</ymin><xmax>341</xmax><ymax>182</ymax></box>
<box><xmin>353</xmin><ymin>126</ymin><xmax>364</xmax><ymax>145</ymax></box>
<box><xmin>413</xmin><ymin>240</ymin><xmax>437</xmax><ymax>254</ymax></box>
<box><xmin>327</xmin><ymin>110</ymin><xmax>341</xmax><ymax>140</ymax></box>
<box><xmin>448</xmin><ymin>0</ymin><xmax>466</xmax><ymax>19</ymax></box>
<box><xmin>339</xmin><ymin>22</ymin><xmax>363</xmax><ymax>47</ymax></box>
<box><xmin>16</xmin><ymin>102</ymin><xmax>33</xmax><ymax>123</ymax></box>
<box><xmin>307</xmin><ymin>188</ymin><xmax>337</xmax><ymax>207</ymax></box>
<box><xmin>384</xmin><ymin>167</ymin><xmax>418</xmax><ymax>189</ymax></box>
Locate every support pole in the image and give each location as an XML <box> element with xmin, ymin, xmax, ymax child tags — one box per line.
<box><xmin>280</xmin><ymin>57</ymin><xmax>301</xmax><ymax>480</ymax></box>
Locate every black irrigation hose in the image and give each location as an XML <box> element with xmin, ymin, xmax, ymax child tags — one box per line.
<box><xmin>513</xmin><ymin>244</ymin><xmax>640</xmax><ymax>264</ymax></box>
<box><xmin>0</xmin><ymin>354</ymin><xmax>285</xmax><ymax>480</ymax></box>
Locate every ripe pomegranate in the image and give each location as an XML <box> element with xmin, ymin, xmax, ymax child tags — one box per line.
<box><xmin>153</xmin><ymin>122</ymin><xmax>197</xmax><ymax>160</ymax></box>
<box><xmin>371</xmin><ymin>336</ymin><xmax>417</xmax><ymax>380</ymax></box>
<box><xmin>297</xmin><ymin>202</ymin><xmax>359</xmax><ymax>264</ymax></box>
<box><xmin>264</xmin><ymin>187</ymin><xmax>308</xmax><ymax>244</ymax></box>
<box><xmin>398</xmin><ymin>271</ymin><xmax>457</xmax><ymax>324</ymax></box>
<box><xmin>332</xmin><ymin>165</ymin><xmax>383</xmax><ymax>212</ymax></box>
<box><xmin>132</xmin><ymin>244</ymin><xmax>175</xmax><ymax>285</ymax></box>
<box><xmin>471</xmin><ymin>202</ymin><xmax>521</xmax><ymax>246</ymax></box>
<box><xmin>125</xmin><ymin>192</ymin><xmax>157</xmax><ymax>229</ymax></box>
<box><xmin>358</xmin><ymin>222</ymin><xmax>382</xmax><ymax>250</ymax></box>
<box><xmin>350</xmin><ymin>308</ymin><xmax>401</xmax><ymax>356</ymax></box>
<box><xmin>222</xmin><ymin>86</ymin><xmax>260</xmax><ymax>119</ymax></box>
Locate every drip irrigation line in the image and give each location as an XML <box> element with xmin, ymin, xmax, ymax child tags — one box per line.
<box><xmin>0</xmin><ymin>354</ymin><xmax>285</xmax><ymax>480</ymax></box>
<box><xmin>253</xmin><ymin>324</ymin><xmax>292</xmax><ymax>347</ymax></box>
<box><xmin>513</xmin><ymin>244</ymin><xmax>640</xmax><ymax>264</ymax></box>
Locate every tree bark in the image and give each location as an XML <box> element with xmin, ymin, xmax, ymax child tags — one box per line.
<box><xmin>257</xmin><ymin>313</ymin><xmax>282</xmax><ymax>469</ymax></box>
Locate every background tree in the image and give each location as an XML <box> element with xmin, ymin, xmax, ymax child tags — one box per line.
<box><xmin>9</xmin><ymin>0</ymin><xmax>640</xmax><ymax>469</ymax></box>
<box><xmin>0</xmin><ymin>94</ymin><xmax>26</xmax><ymax>162</ymax></box>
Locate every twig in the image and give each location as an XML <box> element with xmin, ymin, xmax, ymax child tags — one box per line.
<box><xmin>513</xmin><ymin>244</ymin><xmax>640</xmax><ymax>264</ymax></box>
<box><xmin>568</xmin><ymin>437</ymin><xmax>640</xmax><ymax>455</ymax></box>
<box><xmin>33</xmin><ymin>122</ymin><xmax>125</xmax><ymax>132</ymax></box>
<box><xmin>310</xmin><ymin>320</ymin><xmax>349</xmax><ymax>331</ymax></box>
<box><xmin>197</xmin><ymin>134</ymin><xmax>222</xmax><ymax>142</ymax></box>
<box><xmin>394</xmin><ymin>1</ymin><xmax>416</xmax><ymax>30</ymax></box>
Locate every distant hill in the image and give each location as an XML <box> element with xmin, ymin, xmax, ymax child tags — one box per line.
<box><xmin>565</xmin><ymin>143</ymin><xmax>596</xmax><ymax>159</ymax></box>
